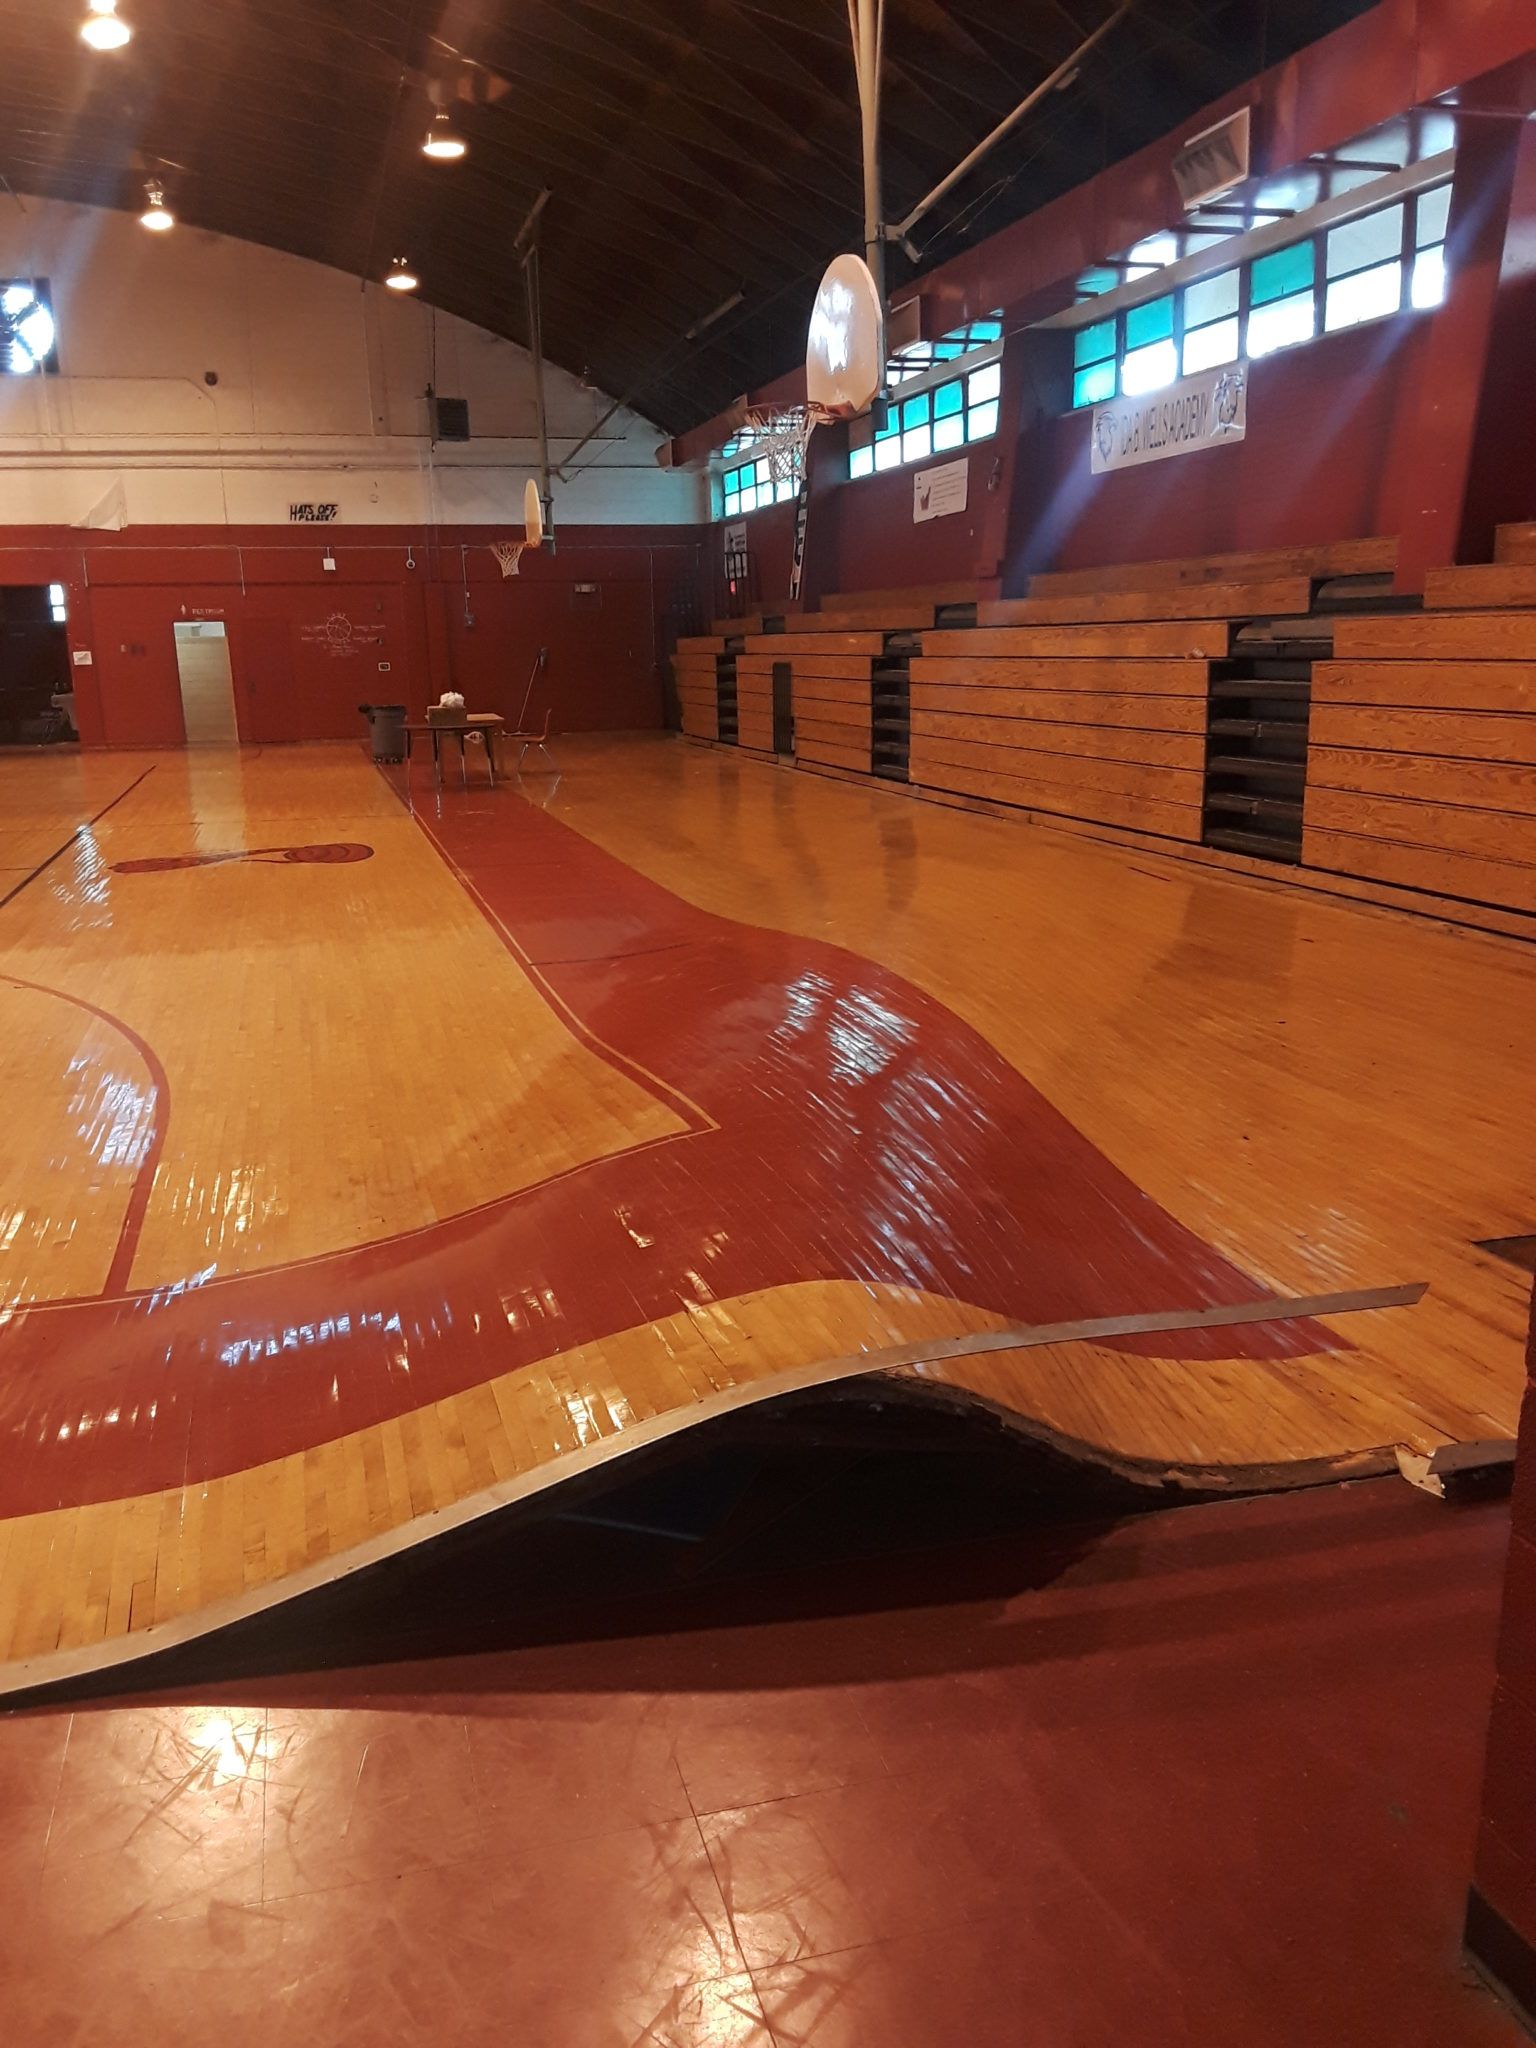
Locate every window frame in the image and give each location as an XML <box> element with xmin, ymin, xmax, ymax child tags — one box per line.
<box><xmin>1054</xmin><ymin>163</ymin><xmax>1454</xmax><ymax>411</ymax></box>
<box><xmin>845</xmin><ymin>337</ymin><xmax>1004</xmax><ymax>483</ymax></box>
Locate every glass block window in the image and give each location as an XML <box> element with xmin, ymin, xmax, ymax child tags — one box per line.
<box><xmin>1180</xmin><ymin>268</ymin><xmax>1239</xmax><ymax>375</ymax></box>
<box><xmin>1412</xmin><ymin>182</ymin><xmax>1450</xmax><ymax>309</ymax></box>
<box><xmin>718</xmin><ymin>445</ymin><xmax>802</xmax><ymax>519</ymax></box>
<box><xmin>1122</xmin><ymin>296</ymin><xmax>1178</xmax><ymax>397</ymax></box>
<box><xmin>1324</xmin><ymin>201</ymin><xmax>1403</xmax><ymax>332</ymax></box>
<box><xmin>885</xmin><ymin>312</ymin><xmax>1003</xmax><ymax>389</ymax></box>
<box><xmin>1070</xmin><ymin>178</ymin><xmax>1447</xmax><ymax>405</ymax></box>
<box><xmin>933</xmin><ymin>377</ymin><xmax>965</xmax><ymax>452</ymax></box>
<box><xmin>847</xmin><ymin>350</ymin><xmax>1003</xmax><ymax>481</ymax></box>
<box><xmin>1247</xmin><ymin>239</ymin><xmax>1317</xmax><ymax>356</ymax></box>
<box><xmin>901</xmin><ymin>390</ymin><xmax>932</xmax><ymax>464</ymax></box>
<box><xmin>1072</xmin><ymin>315</ymin><xmax>1118</xmax><ymax>409</ymax></box>
<box><xmin>1</xmin><ymin>280</ymin><xmax>58</xmax><ymax>375</ymax></box>
<box><xmin>1250</xmin><ymin>240</ymin><xmax>1316</xmax><ymax>307</ymax></box>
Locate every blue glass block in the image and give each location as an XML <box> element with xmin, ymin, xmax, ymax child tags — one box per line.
<box><xmin>1251</xmin><ymin>240</ymin><xmax>1315</xmax><ymax>307</ymax></box>
<box><xmin>1125</xmin><ymin>294</ymin><xmax>1173</xmax><ymax>350</ymax></box>
<box><xmin>1072</xmin><ymin>361</ymin><xmax>1116</xmax><ymax>408</ymax></box>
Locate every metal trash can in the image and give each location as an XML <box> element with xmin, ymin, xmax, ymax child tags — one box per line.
<box><xmin>359</xmin><ymin>703</ymin><xmax>407</xmax><ymax>764</ymax></box>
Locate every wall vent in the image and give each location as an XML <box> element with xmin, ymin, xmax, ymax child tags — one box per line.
<box><xmin>430</xmin><ymin>396</ymin><xmax>472</xmax><ymax>442</ymax></box>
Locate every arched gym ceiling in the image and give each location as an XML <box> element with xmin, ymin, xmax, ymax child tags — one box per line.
<box><xmin>0</xmin><ymin>0</ymin><xmax>1377</xmax><ymax>433</ymax></box>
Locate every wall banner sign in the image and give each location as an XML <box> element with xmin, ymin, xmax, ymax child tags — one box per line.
<box><xmin>1090</xmin><ymin>365</ymin><xmax>1247</xmax><ymax>475</ymax></box>
<box><xmin>289</xmin><ymin>502</ymin><xmax>340</xmax><ymax>523</ymax></box>
<box><xmin>913</xmin><ymin>456</ymin><xmax>968</xmax><ymax>523</ymax></box>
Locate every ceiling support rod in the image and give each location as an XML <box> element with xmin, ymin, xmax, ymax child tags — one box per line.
<box><xmin>888</xmin><ymin>1</ymin><xmax>1134</xmax><ymax>247</ymax></box>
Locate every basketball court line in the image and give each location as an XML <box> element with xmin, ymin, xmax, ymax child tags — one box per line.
<box><xmin>0</xmin><ymin>765</ymin><xmax>156</xmax><ymax>913</ymax></box>
<box><xmin>0</xmin><ymin>971</ymin><xmax>168</xmax><ymax>1300</ymax></box>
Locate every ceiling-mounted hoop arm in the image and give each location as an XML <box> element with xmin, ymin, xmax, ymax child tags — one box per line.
<box><xmin>886</xmin><ymin>0</ymin><xmax>1134</xmax><ymax>256</ymax></box>
<box><xmin>515</xmin><ymin>187</ymin><xmax>555</xmax><ymax>553</ymax></box>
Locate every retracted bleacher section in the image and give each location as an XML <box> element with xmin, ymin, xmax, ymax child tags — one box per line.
<box><xmin>1305</xmin><ymin>524</ymin><xmax>1536</xmax><ymax>918</ymax></box>
<box><xmin>909</xmin><ymin>616</ymin><xmax>1222</xmax><ymax>842</ymax></box>
<box><xmin>671</xmin><ymin>530</ymin><xmax>1536</xmax><ymax>931</ymax></box>
<box><xmin>906</xmin><ymin>542</ymin><xmax>1392</xmax><ymax>850</ymax></box>
<box><xmin>672</xmin><ymin>633</ymin><xmax>724</xmax><ymax>743</ymax></box>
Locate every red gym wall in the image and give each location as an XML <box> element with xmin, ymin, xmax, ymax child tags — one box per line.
<box><xmin>1010</xmin><ymin>316</ymin><xmax>1435</xmax><ymax>579</ymax></box>
<box><xmin>686</xmin><ymin>0</ymin><xmax>1536</xmax><ymax>610</ymax></box>
<box><xmin>0</xmin><ymin>525</ymin><xmax>704</xmax><ymax>749</ymax></box>
<box><xmin>725</xmin><ymin>314</ymin><xmax>1433</xmax><ymax>611</ymax></box>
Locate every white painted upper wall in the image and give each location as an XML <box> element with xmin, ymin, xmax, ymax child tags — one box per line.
<box><xmin>0</xmin><ymin>199</ymin><xmax>706</xmax><ymax>527</ymax></box>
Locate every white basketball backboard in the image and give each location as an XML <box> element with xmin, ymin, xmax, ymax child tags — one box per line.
<box><xmin>806</xmin><ymin>254</ymin><xmax>885</xmax><ymax>417</ymax></box>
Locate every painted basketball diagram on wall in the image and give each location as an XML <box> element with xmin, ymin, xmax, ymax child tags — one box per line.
<box><xmin>300</xmin><ymin>611</ymin><xmax>386</xmax><ymax>657</ymax></box>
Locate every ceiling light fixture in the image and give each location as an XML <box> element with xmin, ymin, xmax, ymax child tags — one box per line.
<box><xmin>422</xmin><ymin>111</ymin><xmax>467</xmax><ymax>161</ymax></box>
<box><xmin>80</xmin><ymin>0</ymin><xmax>132</xmax><ymax>50</ymax></box>
<box><xmin>385</xmin><ymin>257</ymin><xmax>419</xmax><ymax>293</ymax></box>
<box><xmin>140</xmin><ymin>181</ymin><xmax>174</xmax><ymax>231</ymax></box>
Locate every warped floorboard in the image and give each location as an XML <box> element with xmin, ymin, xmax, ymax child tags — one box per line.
<box><xmin>0</xmin><ymin>735</ymin><xmax>1529</xmax><ymax>1692</ymax></box>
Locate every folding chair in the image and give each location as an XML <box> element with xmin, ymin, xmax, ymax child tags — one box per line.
<box><xmin>511</xmin><ymin>707</ymin><xmax>556</xmax><ymax>771</ymax></box>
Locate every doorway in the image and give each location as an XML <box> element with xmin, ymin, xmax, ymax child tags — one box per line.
<box><xmin>174</xmin><ymin>622</ymin><xmax>239</xmax><ymax>746</ymax></box>
<box><xmin>0</xmin><ymin>585</ymin><xmax>73</xmax><ymax>745</ymax></box>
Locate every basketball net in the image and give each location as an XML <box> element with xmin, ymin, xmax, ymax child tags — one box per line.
<box><xmin>491</xmin><ymin>541</ymin><xmax>527</xmax><ymax>579</ymax></box>
<box><xmin>729</xmin><ymin>403</ymin><xmax>839</xmax><ymax>490</ymax></box>
<box><xmin>728</xmin><ymin>403</ymin><xmax>840</xmax><ymax>603</ymax></box>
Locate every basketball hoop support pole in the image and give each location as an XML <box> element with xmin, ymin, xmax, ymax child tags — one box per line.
<box><xmin>517</xmin><ymin>189</ymin><xmax>556</xmax><ymax>553</ymax></box>
<box><xmin>848</xmin><ymin>0</ymin><xmax>887</xmax><ymax>307</ymax></box>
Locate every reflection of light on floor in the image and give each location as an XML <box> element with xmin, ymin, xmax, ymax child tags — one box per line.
<box><xmin>61</xmin><ymin>826</ymin><xmax>115</xmax><ymax>917</ymax></box>
<box><xmin>187</xmin><ymin>753</ymin><xmax>254</xmax><ymax>855</ymax></box>
<box><xmin>770</xmin><ymin>971</ymin><xmax>919</xmax><ymax>1084</ymax></box>
<box><xmin>219</xmin><ymin>1305</ymin><xmax>405</xmax><ymax>1368</ymax></box>
<box><xmin>500</xmin><ymin>1284</ymin><xmax>563</xmax><ymax>1334</ymax></box>
<box><xmin>180</xmin><ymin>1709</ymin><xmax>274</xmax><ymax>1790</ymax></box>
<box><xmin>69</xmin><ymin>1055</ymin><xmax>156</xmax><ymax>1169</ymax></box>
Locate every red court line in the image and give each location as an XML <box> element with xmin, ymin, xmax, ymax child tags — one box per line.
<box><xmin>0</xmin><ymin>973</ymin><xmax>169</xmax><ymax>1301</ymax></box>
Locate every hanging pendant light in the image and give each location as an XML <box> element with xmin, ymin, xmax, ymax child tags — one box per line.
<box><xmin>140</xmin><ymin>181</ymin><xmax>174</xmax><ymax>232</ymax></box>
<box><xmin>81</xmin><ymin>0</ymin><xmax>132</xmax><ymax>50</ymax></box>
<box><xmin>385</xmin><ymin>257</ymin><xmax>419</xmax><ymax>293</ymax></box>
<box><xmin>422</xmin><ymin>111</ymin><xmax>467</xmax><ymax>162</ymax></box>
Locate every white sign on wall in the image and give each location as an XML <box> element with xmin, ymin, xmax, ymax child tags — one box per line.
<box><xmin>1090</xmin><ymin>364</ymin><xmax>1247</xmax><ymax>475</ymax></box>
<box><xmin>913</xmin><ymin>456</ymin><xmax>968</xmax><ymax>523</ymax></box>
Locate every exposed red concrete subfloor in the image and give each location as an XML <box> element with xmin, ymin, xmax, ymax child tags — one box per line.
<box><xmin>0</xmin><ymin>1476</ymin><xmax>1518</xmax><ymax>2046</ymax></box>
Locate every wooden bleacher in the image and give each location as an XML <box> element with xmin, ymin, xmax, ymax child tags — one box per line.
<box><xmin>1026</xmin><ymin>537</ymin><xmax>1396</xmax><ymax>598</ymax></box>
<box><xmin>1423</xmin><ymin>563</ymin><xmax>1536</xmax><ymax>611</ymax></box>
<box><xmin>1308</xmin><ymin>607</ymin><xmax>1536</xmax><ymax>915</ymax></box>
<box><xmin>1495</xmin><ymin>522</ymin><xmax>1536</xmax><ymax>566</ymax></box>
<box><xmin>672</xmin><ymin>535</ymin><xmax>1536</xmax><ymax>931</ymax></box>
<box><xmin>908</xmin><ymin>621</ymin><xmax>1222</xmax><ymax>842</ymax></box>
<box><xmin>979</xmin><ymin>577</ymin><xmax>1314</xmax><ymax>627</ymax></box>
